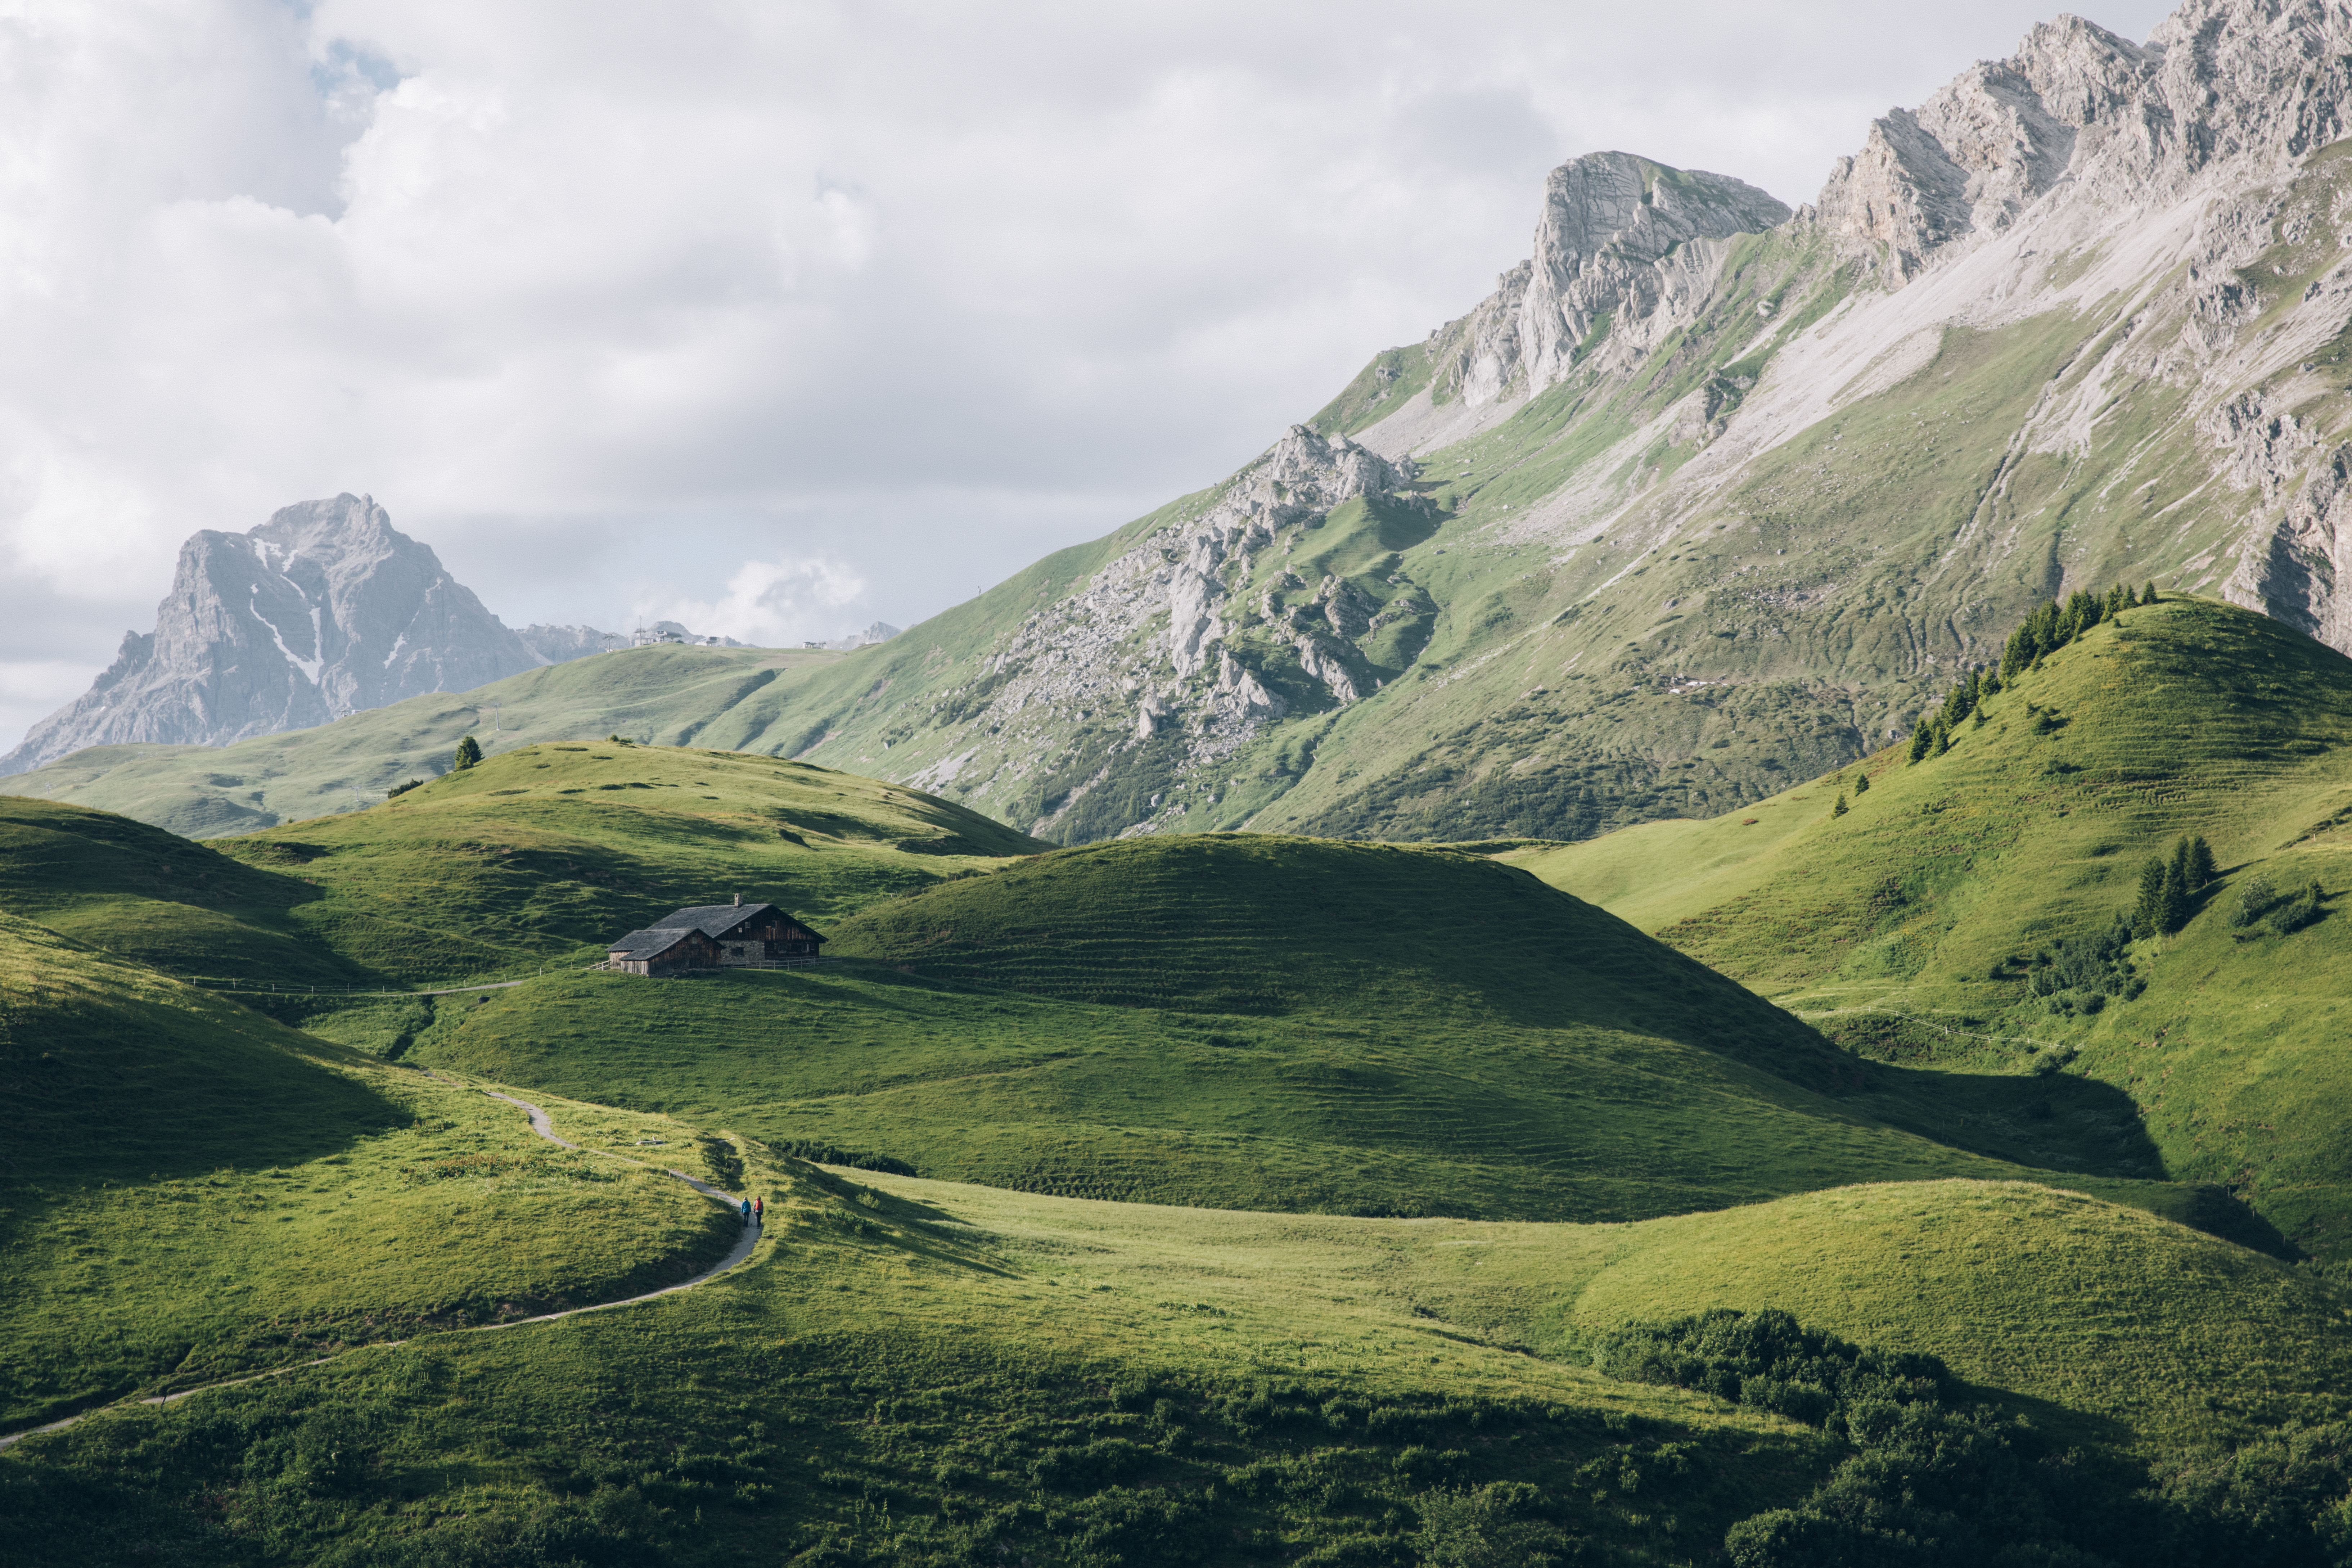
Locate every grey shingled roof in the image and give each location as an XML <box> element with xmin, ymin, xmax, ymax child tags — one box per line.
<box><xmin>649</xmin><ymin>902</ymin><xmax>826</xmax><ymax>942</ymax></box>
<box><xmin>606</xmin><ymin>927</ymin><xmax>702</xmax><ymax>959</ymax></box>
<box><xmin>656</xmin><ymin>902</ymin><xmax>779</xmax><ymax>939</ymax></box>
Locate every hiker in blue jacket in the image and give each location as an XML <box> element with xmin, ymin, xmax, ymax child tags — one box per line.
<box><xmin>739</xmin><ymin>1197</ymin><xmax>754</xmax><ymax>1226</ymax></box>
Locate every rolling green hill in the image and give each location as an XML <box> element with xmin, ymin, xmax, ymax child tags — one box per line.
<box><xmin>5</xmin><ymin>742</ymin><xmax>1044</xmax><ymax>988</ymax></box>
<box><xmin>0</xmin><ymin>911</ymin><xmax>738</xmax><ymax>1431</ymax></box>
<box><xmin>1514</xmin><ymin>595</ymin><xmax>2352</xmax><ymax>1258</ymax></box>
<box><xmin>7</xmin><ymin>735</ymin><xmax>2352</xmax><ymax>1562</ymax></box>
<box><xmin>14</xmin><ymin>1150</ymin><xmax>2352</xmax><ymax>1565</ymax></box>
<box><xmin>389</xmin><ymin>833</ymin><xmax>2256</xmax><ymax>1241</ymax></box>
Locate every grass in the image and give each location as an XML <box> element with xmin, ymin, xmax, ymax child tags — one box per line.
<box><xmin>4</xmin><ymin>753</ymin><xmax>2351</xmax><ymax>1559</ymax></box>
<box><xmin>1511</xmin><ymin>595</ymin><xmax>2352</xmax><ymax>1257</ymax></box>
<box><xmin>0</xmin><ymin>911</ymin><xmax>742</xmax><ymax>1431</ymax></box>
<box><xmin>10</xmin><ymin>1153</ymin><xmax>2350</xmax><ymax>1564</ymax></box>
<box><xmin>4</xmin><ymin>742</ymin><xmax>1044</xmax><ymax>988</ymax></box>
<box><xmin>373</xmin><ymin>833</ymin><xmax>2254</xmax><ymax>1244</ymax></box>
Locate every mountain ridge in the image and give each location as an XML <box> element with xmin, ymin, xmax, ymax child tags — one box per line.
<box><xmin>0</xmin><ymin>494</ymin><xmax>635</xmax><ymax>775</ymax></box>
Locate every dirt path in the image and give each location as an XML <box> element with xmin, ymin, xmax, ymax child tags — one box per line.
<box><xmin>0</xmin><ymin>1087</ymin><xmax>763</xmax><ymax>1453</ymax></box>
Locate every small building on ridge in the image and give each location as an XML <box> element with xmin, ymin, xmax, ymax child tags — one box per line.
<box><xmin>604</xmin><ymin>896</ymin><xmax>827</xmax><ymax>977</ymax></box>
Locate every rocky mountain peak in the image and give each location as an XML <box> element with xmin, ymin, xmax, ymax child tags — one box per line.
<box><xmin>1434</xmin><ymin>152</ymin><xmax>1792</xmax><ymax>409</ymax></box>
<box><xmin>2</xmin><ymin>495</ymin><xmax>558</xmax><ymax>775</ymax></box>
<box><xmin>1813</xmin><ymin>0</ymin><xmax>2352</xmax><ymax>283</ymax></box>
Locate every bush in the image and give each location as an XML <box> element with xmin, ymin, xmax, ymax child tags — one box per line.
<box><xmin>2271</xmin><ymin>881</ymin><xmax>2327</xmax><ymax>936</ymax></box>
<box><xmin>2230</xmin><ymin>877</ymin><xmax>2279</xmax><ymax>928</ymax></box>
<box><xmin>2029</xmin><ymin>918</ymin><xmax>2137</xmax><ymax>998</ymax></box>
<box><xmin>386</xmin><ymin>778</ymin><xmax>427</xmax><ymax>798</ymax></box>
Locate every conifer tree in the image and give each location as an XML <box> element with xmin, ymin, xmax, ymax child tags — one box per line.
<box><xmin>2187</xmin><ymin>834</ymin><xmax>2216</xmax><ymax>890</ymax></box>
<box><xmin>452</xmin><ymin>735</ymin><xmax>483</xmax><ymax>771</ymax></box>
<box><xmin>1932</xmin><ymin>717</ymin><xmax>1951</xmax><ymax>756</ymax></box>
<box><xmin>1853</xmin><ymin>771</ymin><xmax>1870</xmax><ymax>794</ymax></box>
<box><xmin>2158</xmin><ymin>857</ymin><xmax>2191</xmax><ymax>934</ymax></box>
<box><xmin>2105</xmin><ymin>584</ymin><xmax>2127</xmax><ymax>616</ymax></box>
<box><xmin>1909</xmin><ymin>717</ymin><xmax>1933</xmax><ymax>763</ymax></box>
<box><xmin>1834</xmin><ymin>793</ymin><xmax>1849</xmax><ymax>817</ymax></box>
<box><xmin>2001</xmin><ymin>623</ymin><xmax>2035</xmax><ymax>682</ymax></box>
<box><xmin>2133</xmin><ymin>856</ymin><xmax>2167</xmax><ymax>938</ymax></box>
<box><xmin>2143</xmin><ymin>580</ymin><xmax>2159</xmax><ymax>604</ymax></box>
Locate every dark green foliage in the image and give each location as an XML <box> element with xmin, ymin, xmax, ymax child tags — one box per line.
<box><xmin>1998</xmin><ymin>584</ymin><xmax>2144</xmax><ymax>682</ymax></box>
<box><xmin>452</xmin><ymin>736</ymin><xmax>483</xmax><ymax>772</ymax></box>
<box><xmin>2230</xmin><ymin>876</ymin><xmax>2279</xmax><ymax>928</ymax></box>
<box><xmin>1832</xmin><ymin>794</ymin><xmax>1848</xmax><ymax>818</ymax></box>
<box><xmin>1600</xmin><ymin>1308</ymin><xmax>2352</xmax><ymax>1568</ymax></box>
<box><xmin>2271</xmin><ymin>881</ymin><xmax>2328</xmax><ymax>936</ymax></box>
<box><xmin>2150</xmin><ymin>1421</ymin><xmax>2352</xmax><ymax>1567</ymax></box>
<box><xmin>2144</xmin><ymin>581</ymin><xmax>2160</xmax><ymax>604</ymax></box>
<box><xmin>2135</xmin><ymin>856</ymin><xmax>2168</xmax><ymax>938</ymax></box>
<box><xmin>1930</xmin><ymin>717</ymin><xmax>1951</xmax><ymax>756</ymax></box>
<box><xmin>1908</xmin><ymin>719</ymin><xmax>1933</xmax><ymax>763</ymax></box>
<box><xmin>1415</xmin><ymin>1481</ymin><xmax>1587</xmax><ymax>1565</ymax></box>
<box><xmin>2160</xmin><ymin>857</ymin><xmax>2191</xmax><ymax>935</ymax></box>
<box><xmin>1852</xmin><ymin>771</ymin><xmax>1870</xmax><ymax>795</ymax></box>
<box><xmin>2029</xmin><ymin>917</ymin><xmax>2142</xmax><ymax>1002</ymax></box>
<box><xmin>2186</xmin><ymin>835</ymin><xmax>2217</xmax><ymax>891</ymax></box>
<box><xmin>386</xmin><ymin>779</ymin><xmax>425</xmax><ymax>799</ymax></box>
<box><xmin>2133</xmin><ymin>842</ymin><xmax>2199</xmax><ymax>937</ymax></box>
<box><xmin>1592</xmin><ymin>1310</ymin><xmax>1948</xmax><ymax>1427</ymax></box>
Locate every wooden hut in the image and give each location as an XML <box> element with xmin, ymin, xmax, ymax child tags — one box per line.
<box><xmin>605</xmin><ymin>925</ymin><xmax>722</xmax><ymax>977</ymax></box>
<box><xmin>604</xmin><ymin>895</ymin><xmax>826</xmax><ymax>976</ymax></box>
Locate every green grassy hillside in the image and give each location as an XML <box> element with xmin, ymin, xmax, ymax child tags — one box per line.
<box><xmin>0</xmin><ymin>796</ymin><xmax>388</xmax><ymax>987</ymax></box>
<box><xmin>0</xmin><ymin>912</ymin><xmax>739</xmax><ymax>1430</ymax></box>
<box><xmin>389</xmin><ymin>834</ymin><xmax>2249</xmax><ymax>1238</ymax></box>
<box><xmin>1514</xmin><ymin>595</ymin><xmax>2352</xmax><ymax>1257</ymax></box>
<box><xmin>10</xmin><ymin>743</ymin><xmax>1044</xmax><ymax>988</ymax></box>
<box><xmin>13</xmin><ymin>1155</ymin><xmax>2351</xmax><ymax>1565</ymax></box>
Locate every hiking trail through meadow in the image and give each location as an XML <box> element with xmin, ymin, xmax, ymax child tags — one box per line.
<box><xmin>0</xmin><ymin>1083</ymin><xmax>764</xmax><ymax>1452</ymax></box>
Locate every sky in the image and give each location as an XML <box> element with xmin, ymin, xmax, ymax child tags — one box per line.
<box><xmin>0</xmin><ymin>0</ymin><xmax>2177</xmax><ymax>753</ymax></box>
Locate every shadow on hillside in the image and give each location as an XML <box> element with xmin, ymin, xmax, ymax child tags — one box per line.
<box><xmin>1853</xmin><ymin>1061</ymin><xmax>2163</xmax><ymax>1179</ymax></box>
<box><xmin>1961</xmin><ymin>1379</ymin><xmax>2133</xmax><ymax>1451</ymax></box>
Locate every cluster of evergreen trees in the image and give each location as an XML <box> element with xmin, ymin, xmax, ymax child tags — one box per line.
<box><xmin>2134</xmin><ymin>835</ymin><xmax>2216</xmax><ymax>938</ymax></box>
<box><xmin>2000</xmin><ymin>581</ymin><xmax>2157</xmax><ymax>681</ymax></box>
<box><xmin>1907</xmin><ymin>581</ymin><xmax>2158</xmax><ymax>764</ymax></box>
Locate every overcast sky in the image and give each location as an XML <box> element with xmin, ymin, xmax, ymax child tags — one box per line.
<box><xmin>0</xmin><ymin>0</ymin><xmax>2176</xmax><ymax>752</ymax></box>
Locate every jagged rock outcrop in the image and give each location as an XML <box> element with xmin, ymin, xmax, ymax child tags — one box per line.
<box><xmin>1431</xmin><ymin>152</ymin><xmax>1791</xmax><ymax>407</ymax></box>
<box><xmin>3</xmin><ymin>496</ymin><xmax>567</xmax><ymax>774</ymax></box>
<box><xmin>775</xmin><ymin>0</ymin><xmax>2352</xmax><ymax>848</ymax></box>
<box><xmin>904</xmin><ymin>424</ymin><xmax>1415</xmax><ymax>834</ymax></box>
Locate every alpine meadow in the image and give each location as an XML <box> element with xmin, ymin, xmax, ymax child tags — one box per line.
<box><xmin>21</xmin><ymin>1</ymin><xmax>2352</xmax><ymax>1566</ymax></box>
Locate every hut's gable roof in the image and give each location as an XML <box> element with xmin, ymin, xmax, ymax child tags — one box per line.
<box><xmin>653</xmin><ymin>902</ymin><xmax>826</xmax><ymax>943</ymax></box>
<box><xmin>607</xmin><ymin>927</ymin><xmax>703</xmax><ymax>959</ymax></box>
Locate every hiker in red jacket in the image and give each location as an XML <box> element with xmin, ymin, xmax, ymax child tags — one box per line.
<box><xmin>752</xmin><ymin>1195</ymin><xmax>764</xmax><ymax>1226</ymax></box>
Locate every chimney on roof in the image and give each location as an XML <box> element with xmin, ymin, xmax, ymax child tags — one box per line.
<box><xmin>733</xmin><ymin>892</ymin><xmax>741</xmax><ymax>906</ymax></box>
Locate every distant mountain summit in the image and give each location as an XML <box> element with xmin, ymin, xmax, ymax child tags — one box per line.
<box><xmin>0</xmin><ymin>495</ymin><xmax>621</xmax><ymax>775</ymax></box>
<box><xmin>661</xmin><ymin>0</ymin><xmax>2352</xmax><ymax>847</ymax></box>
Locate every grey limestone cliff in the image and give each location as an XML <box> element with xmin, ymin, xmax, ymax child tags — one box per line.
<box><xmin>2</xmin><ymin>495</ymin><xmax>594</xmax><ymax>774</ymax></box>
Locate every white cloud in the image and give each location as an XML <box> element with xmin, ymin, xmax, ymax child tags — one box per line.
<box><xmin>635</xmin><ymin>555</ymin><xmax>869</xmax><ymax>648</ymax></box>
<box><xmin>0</xmin><ymin>0</ymin><xmax>2179</xmax><ymax>752</ymax></box>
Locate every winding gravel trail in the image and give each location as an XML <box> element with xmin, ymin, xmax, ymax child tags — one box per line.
<box><xmin>0</xmin><ymin>1087</ymin><xmax>763</xmax><ymax>1452</ymax></box>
